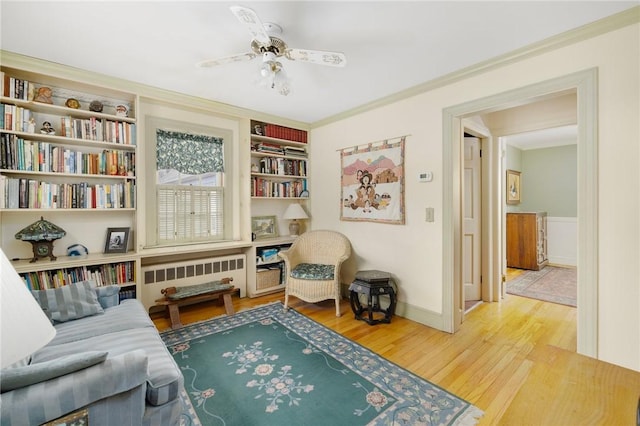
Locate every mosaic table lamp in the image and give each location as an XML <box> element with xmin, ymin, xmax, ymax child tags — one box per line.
<box><xmin>15</xmin><ymin>217</ymin><xmax>66</xmax><ymax>262</ymax></box>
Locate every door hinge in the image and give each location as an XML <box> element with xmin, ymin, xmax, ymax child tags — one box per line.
<box><xmin>502</xmin><ymin>274</ymin><xmax>507</xmax><ymax>282</ymax></box>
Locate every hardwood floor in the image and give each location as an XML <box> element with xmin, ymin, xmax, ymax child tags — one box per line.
<box><xmin>152</xmin><ymin>291</ymin><xmax>640</xmax><ymax>425</ymax></box>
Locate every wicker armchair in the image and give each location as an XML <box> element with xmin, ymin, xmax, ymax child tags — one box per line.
<box><xmin>278</xmin><ymin>230</ymin><xmax>351</xmax><ymax>317</ymax></box>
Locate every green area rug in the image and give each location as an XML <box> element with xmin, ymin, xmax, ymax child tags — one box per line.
<box><xmin>162</xmin><ymin>302</ymin><xmax>483</xmax><ymax>426</ymax></box>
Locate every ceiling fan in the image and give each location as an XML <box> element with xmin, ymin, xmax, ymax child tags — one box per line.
<box><xmin>196</xmin><ymin>5</ymin><xmax>347</xmax><ymax>95</ymax></box>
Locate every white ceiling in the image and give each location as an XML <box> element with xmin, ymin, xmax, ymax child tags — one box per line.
<box><xmin>502</xmin><ymin>125</ymin><xmax>577</xmax><ymax>150</ymax></box>
<box><xmin>1</xmin><ymin>1</ymin><xmax>636</xmax><ymax>124</ymax></box>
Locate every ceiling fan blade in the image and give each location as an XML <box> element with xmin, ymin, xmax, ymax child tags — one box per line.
<box><xmin>230</xmin><ymin>5</ymin><xmax>271</xmax><ymax>46</ymax></box>
<box><xmin>285</xmin><ymin>48</ymin><xmax>347</xmax><ymax>67</ymax></box>
<box><xmin>196</xmin><ymin>52</ymin><xmax>257</xmax><ymax>68</ymax></box>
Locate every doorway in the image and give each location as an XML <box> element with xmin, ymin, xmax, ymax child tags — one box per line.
<box><xmin>442</xmin><ymin>69</ymin><xmax>598</xmax><ymax>359</ymax></box>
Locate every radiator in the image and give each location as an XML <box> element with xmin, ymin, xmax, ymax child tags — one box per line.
<box><xmin>141</xmin><ymin>254</ymin><xmax>246</xmax><ymax>311</ymax></box>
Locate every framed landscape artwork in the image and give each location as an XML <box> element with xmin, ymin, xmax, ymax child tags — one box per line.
<box><xmin>506</xmin><ymin>169</ymin><xmax>521</xmax><ymax>205</ymax></box>
<box><xmin>251</xmin><ymin>216</ymin><xmax>278</xmax><ymax>240</ymax></box>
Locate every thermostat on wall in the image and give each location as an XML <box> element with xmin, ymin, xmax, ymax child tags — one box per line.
<box><xmin>419</xmin><ymin>171</ymin><xmax>433</xmax><ymax>182</ymax></box>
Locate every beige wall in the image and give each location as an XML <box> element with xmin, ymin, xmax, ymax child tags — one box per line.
<box><xmin>309</xmin><ymin>23</ymin><xmax>639</xmax><ymax>371</ymax></box>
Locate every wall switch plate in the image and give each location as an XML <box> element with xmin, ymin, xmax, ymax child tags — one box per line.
<box><xmin>419</xmin><ymin>171</ymin><xmax>433</xmax><ymax>182</ymax></box>
<box><xmin>426</xmin><ymin>207</ymin><xmax>434</xmax><ymax>222</ymax></box>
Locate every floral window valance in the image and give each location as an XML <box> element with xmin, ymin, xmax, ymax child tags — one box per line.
<box><xmin>156</xmin><ymin>129</ymin><xmax>224</xmax><ymax>174</ymax></box>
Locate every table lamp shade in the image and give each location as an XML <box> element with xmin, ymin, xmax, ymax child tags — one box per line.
<box><xmin>283</xmin><ymin>204</ymin><xmax>309</xmax><ymax>236</ymax></box>
<box><xmin>283</xmin><ymin>203</ymin><xmax>309</xmax><ymax>220</ymax></box>
<box><xmin>1</xmin><ymin>248</ymin><xmax>56</xmax><ymax>368</ymax></box>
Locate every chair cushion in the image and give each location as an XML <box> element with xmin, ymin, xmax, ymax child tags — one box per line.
<box><xmin>291</xmin><ymin>263</ymin><xmax>335</xmax><ymax>280</ymax></box>
<box><xmin>32</xmin><ymin>281</ymin><xmax>104</xmax><ymax>324</ymax></box>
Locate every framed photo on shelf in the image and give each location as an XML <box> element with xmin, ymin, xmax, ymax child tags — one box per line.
<box><xmin>506</xmin><ymin>169</ymin><xmax>521</xmax><ymax>205</ymax></box>
<box><xmin>251</xmin><ymin>216</ymin><xmax>278</xmax><ymax>240</ymax></box>
<box><xmin>104</xmin><ymin>227</ymin><xmax>130</xmax><ymax>253</ymax></box>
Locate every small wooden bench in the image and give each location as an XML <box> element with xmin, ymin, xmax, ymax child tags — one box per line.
<box><xmin>155</xmin><ymin>278</ymin><xmax>236</xmax><ymax>330</ymax></box>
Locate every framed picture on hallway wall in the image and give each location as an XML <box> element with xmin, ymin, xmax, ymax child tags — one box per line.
<box><xmin>506</xmin><ymin>169</ymin><xmax>521</xmax><ymax>205</ymax></box>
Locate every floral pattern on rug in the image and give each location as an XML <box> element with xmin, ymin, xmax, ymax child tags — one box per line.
<box><xmin>162</xmin><ymin>302</ymin><xmax>483</xmax><ymax>426</ymax></box>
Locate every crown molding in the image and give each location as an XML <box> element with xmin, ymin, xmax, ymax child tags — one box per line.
<box><xmin>311</xmin><ymin>5</ymin><xmax>639</xmax><ymax>129</ymax></box>
<box><xmin>0</xmin><ymin>50</ymin><xmax>309</xmax><ymax>131</ymax></box>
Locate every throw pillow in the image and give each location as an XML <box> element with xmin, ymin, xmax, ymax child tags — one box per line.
<box><xmin>93</xmin><ymin>284</ymin><xmax>121</xmax><ymax>309</ymax></box>
<box><xmin>32</xmin><ymin>281</ymin><xmax>104</xmax><ymax>323</ymax></box>
<box><xmin>0</xmin><ymin>351</ymin><xmax>108</xmax><ymax>392</ymax></box>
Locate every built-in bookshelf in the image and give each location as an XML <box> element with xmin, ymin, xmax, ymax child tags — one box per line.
<box><xmin>12</xmin><ymin>254</ymin><xmax>138</xmax><ymax>299</ymax></box>
<box><xmin>1</xmin><ymin>72</ymin><xmax>136</xmax><ymax>210</ymax></box>
<box><xmin>250</xmin><ymin>120</ymin><xmax>308</xmax><ymax>200</ymax></box>
<box><xmin>247</xmin><ymin>120</ymin><xmax>308</xmax><ymax>297</ymax></box>
<box><xmin>248</xmin><ymin>237</ymin><xmax>295</xmax><ymax>297</ymax></box>
<box><xmin>1</xmin><ymin>65</ymin><xmax>140</xmax><ymax>298</ymax></box>
<box><xmin>18</xmin><ymin>259</ymin><xmax>135</xmax><ymax>290</ymax></box>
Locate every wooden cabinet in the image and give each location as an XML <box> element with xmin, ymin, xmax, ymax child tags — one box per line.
<box><xmin>506</xmin><ymin>212</ymin><xmax>548</xmax><ymax>270</ymax></box>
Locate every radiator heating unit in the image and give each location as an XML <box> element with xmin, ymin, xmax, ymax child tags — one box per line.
<box><xmin>141</xmin><ymin>254</ymin><xmax>246</xmax><ymax>311</ymax></box>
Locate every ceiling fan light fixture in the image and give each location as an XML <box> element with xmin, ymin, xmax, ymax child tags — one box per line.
<box><xmin>273</xmin><ymin>68</ymin><xmax>291</xmax><ymax>96</ymax></box>
<box><xmin>260</xmin><ymin>62</ymin><xmax>273</xmax><ymax>77</ymax></box>
<box><xmin>197</xmin><ymin>6</ymin><xmax>343</xmax><ymax>96</ymax></box>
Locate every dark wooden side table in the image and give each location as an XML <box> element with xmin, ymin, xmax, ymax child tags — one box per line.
<box><xmin>348</xmin><ymin>270</ymin><xmax>397</xmax><ymax>325</ymax></box>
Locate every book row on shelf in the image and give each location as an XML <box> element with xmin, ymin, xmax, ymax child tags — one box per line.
<box><xmin>19</xmin><ymin>261</ymin><xmax>136</xmax><ymax>291</ymax></box>
<box><xmin>0</xmin><ymin>176</ymin><xmax>135</xmax><ymax>209</ymax></box>
<box><xmin>252</xmin><ymin>121</ymin><xmax>307</xmax><ymax>143</ymax></box>
<box><xmin>251</xmin><ymin>177</ymin><xmax>307</xmax><ymax>198</ymax></box>
<box><xmin>1</xmin><ymin>104</ymin><xmax>136</xmax><ymax>145</ymax></box>
<box><xmin>1</xmin><ymin>134</ymin><xmax>135</xmax><ymax>175</ymax></box>
<box><xmin>2</xmin><ymin>75</ymin><xmax>32</xmax><ymax>100</ymax></box>
<box><xmin>59</xmin><ymin>116</ymin><xmax>135</xmax><ymax>145</ymax></box>
<box><xmin>119</xmin><ymin>287</ymin><xmax>137</xmax><ymax>302</ymax></box>
<box><xmin>256</xmin><ymin>156</ymin><xmax>306</xmax><ymax>177</ymax></box>
<box><xmin>252</xmin><ymin>142</ymin><xmax>307</xmax><ymax>157</ymax></box>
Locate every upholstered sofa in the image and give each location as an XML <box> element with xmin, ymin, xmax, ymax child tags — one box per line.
<box><xmin>0</xmin><ymin>282</ymin><xmax>184</xmax><ymax>426</ymax></box>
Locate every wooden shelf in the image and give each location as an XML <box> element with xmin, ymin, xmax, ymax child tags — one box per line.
<box><xmin>251</xmin><ymin>172</ymin><xmax>306</xmax><ymax>179</ymax></box>
<box><xmin>0</xmin><ymin>129</ymin><xmax>136</xmax><ymax>150</ymax></box>
<box><xmin>11</xmin><ymin>252</ymin><xmax>138</xmax><ymax>274</ymax></box>
<box><xmin>250</xmin><ymin>134</ymin><xmax>307</xmax><ymax>148</ymax></box>
<box><xmin>0</xmin><ymin>96</ymin><xmax>136</xmax><ymax>124</ymax></box>
<box><xmin>0</xmin><ymin>169</ymin><xmax>136</xmax><ymax>180</ymax></box>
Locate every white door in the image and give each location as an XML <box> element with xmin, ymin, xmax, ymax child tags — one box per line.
<box><xmin>463</xmin><ymin>137</ymin><xmax>482</xmax><ymax>301</ymax></box>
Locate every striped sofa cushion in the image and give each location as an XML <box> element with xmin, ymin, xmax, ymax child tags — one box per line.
<box><xmin>49</xmin><ymin>299</ymin><xmax>155</xmax><ymax>346</ymax></box>
<box><xmin>1</xmin><ymin>351</ymin><xmax>148</xmax><ymax>426</ymax></box>
<box><xmin>32</xmin><ymin>281</ymin><xmax>104</xmax><ymax>323</ymax></box>
<box><xmin>32</xmin><ymin>326</ymin><xmax>183</xmax><ymax>407</ymax></box>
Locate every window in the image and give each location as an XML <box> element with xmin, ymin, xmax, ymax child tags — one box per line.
<box><xmin>155</xmin><ymin>128</ymin><xmax>225</xmax><ymax>244</ymax></box>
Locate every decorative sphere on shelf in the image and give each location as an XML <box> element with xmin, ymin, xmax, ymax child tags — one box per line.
<box><xmin>115</xmin><ymin>104</ymin><xmax>128</xmax><ymax>117</ymax></box>
<box><xmin>34</xmin><ymin>87</ymin><xmax>53</xmax><ymax>104</ymax></box>
<box><xmin>89</xmin><ymin>100</ymin><xmax>104</xmax><ymax>112</ymax></box>
<box><xmin>65</xmin><ymin>98</ymin><xmax>80</xmax><ymax>109</ymax></box>
<box><xmin>67</xmin><ymin>244</ymin><xmax>89</xmax><ymax>257</ymax></box>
